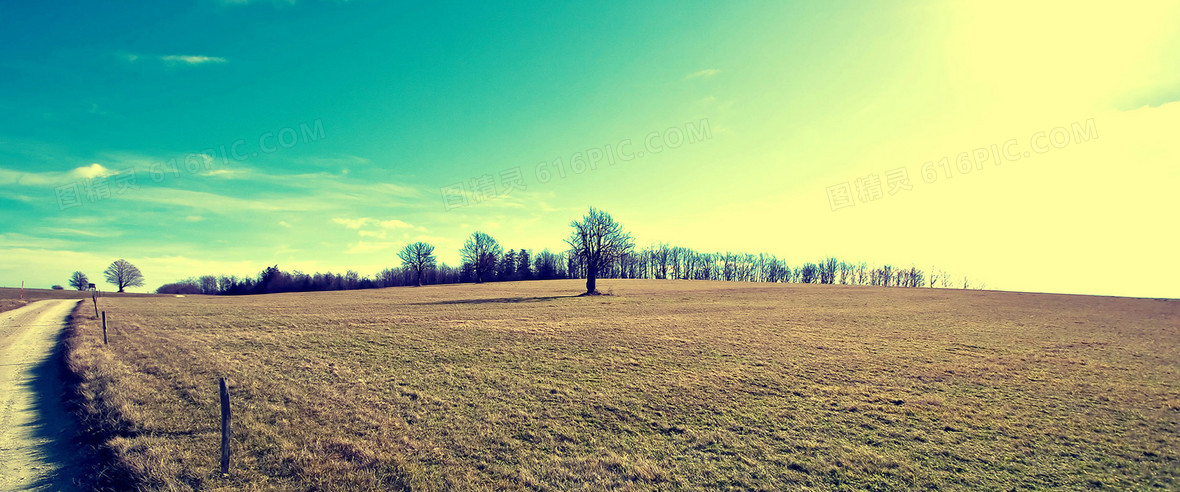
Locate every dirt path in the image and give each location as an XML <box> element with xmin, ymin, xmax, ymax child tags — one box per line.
<box><xmin>0</xmin><ymin>300</ymin><xmax>85</xmax><ymax>491</ymax></box>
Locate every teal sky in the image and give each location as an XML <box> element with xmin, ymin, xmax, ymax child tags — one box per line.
<box><xmin>2</xmin><ymin>1</ymin><xmax>1178</xmax><ymax>298</ymax></box>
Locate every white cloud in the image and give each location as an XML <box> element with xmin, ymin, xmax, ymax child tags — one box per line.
<box><xmin>160</xmin><ymin>55</ymin><xmax>228</xmax><ymax>65</ymax></box>
<box><xmin>89</xmin><ymin>103</ymin><xmax>113</xmax><ymax>116</ymax></box>
<box><xmin>333</xmin><ymin>217</ymin><xmax>415</xmax><ymax>233</ymax></box>
<box><xmin>120</xmin><ymin>53</ymin><xmax>228</xmax><ymax>67</ymax></box>
<box><xmin>72</xmin><ymin>163</ymin><xmax>114</xmax><ymax>179</ymax></box>
<box><xmin>0</xmin><ymin>163</ymin><xmax>116</xmax><ymax>186</ymax></box>
<box><xmin>378</xmin><ymin>219</ymin><xmax>412</xmax><ymax>229</ymax></box>
<box><xmin>332</xmin><ymin>217</ymin><xmax>371</xmax><ymax>229</ymax></box>
<box><xmin>685</xmin><ymin>69</ymin><xmax>720</xmax><ymax>79</ymax></box>
<box><xmin>332</xmin><ymin>217</ymin><xmax>417</xmax><ymax>247</ymax></box>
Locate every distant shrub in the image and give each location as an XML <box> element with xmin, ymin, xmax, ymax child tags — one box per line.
<box><xmin>52</xmin><ymin>285</ymin><xmax>65</xmax><ymax>290</ymax></box>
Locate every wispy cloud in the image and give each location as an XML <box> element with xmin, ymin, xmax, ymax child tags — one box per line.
<box><xmin>160</xmin><ymin>55</ymin><xmax>228</xmax><ymax>65</ymax></box>
<box><xmin>0</xmin><ymin>191</ymin><xmax>34</xmax><ymax>202</ymax></box>
<box><xmin>685</xmin><ymin>68</ymin><xmax>720</xmax><ymax>79</ymax></box>
<box><xmin>0</xmin><ymin>233</ymin><xmax>79</xmax><ymax>250</ymax></box>
<box><xmin>333</xmin><ymin>217</ymin><xmax>371</xmax><ymax>229</ymax></box>
<box><xmin>89</xmin><ymin>103</ymin><xmax>114</xmax><ymax>117</ymax></box>
<box><xmin>120</xmin><ymin>53</ymin><xmax>228</xmax><ymax>66</ymax></box>
<box><xmin>0</xmin><ymin>163</ymin><xmax>114</xmax><ymax>186</ymax></box>
<box><xmin>346</xmin><ymin>240</ymin><xmax>396</xmax><ymax>254</ymax></box>
<box><xmin>378</xmin><ymin>219</ymin><xmax>412</xmax><ymax>229</ymax></box>
<box><xmin>333</xmin><ymin>217</ymin><xmax>418</xmax><ymax>243</ymax></box>
<box><xmin>199</xmin><ymin>169</ymin><xmax>240</xmax><ymax>178</ymax></box>
<box><xmin>40</xmin><ymin>227</ymin><xmax>121</xmax><ymax>238</ymax></box>
<box><xmin>123</xmin><ymin>188</ymin><xmax>328</xmax><ymax>213</ymax></box>
<box><xmin>332</xmin><ymin>217</ymin><xmax>416</xmax><ymax>230</ymax></box>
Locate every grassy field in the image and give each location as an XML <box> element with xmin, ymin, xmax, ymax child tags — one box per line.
<box><xmin>64</xmin><ymin>280</ymin><xmax>1179</xmax><ymax>490</ymax></box>
<box><xmin>0</xmin><ymin>287</ymin><xmax>109</xmax><ymax>314</ymax></box>
<box><xmin>0</xmin><ymin>287</ymin><xmax>161</xmax><ymax>314</ymax></box>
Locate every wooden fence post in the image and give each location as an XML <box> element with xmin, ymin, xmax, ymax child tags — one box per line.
<box><xmin>102</xmin><ymin>311</ymin><xmax>108</xmax><ymax>345</ymax></box>
<box><xmin>92</xmin><ymin>291</ymin><xmax>99</xmax><ymax>318</ymax></box>
<box><xmin>220</xmin><ymin>377</ymin><xmax>231</xmax><ymax>474</ymax></box>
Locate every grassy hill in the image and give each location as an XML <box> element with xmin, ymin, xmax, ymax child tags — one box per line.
<box><xmin>65</xmin><ymin>279</ymin><xmax>1180</xmax><ymax>490</ymax></box>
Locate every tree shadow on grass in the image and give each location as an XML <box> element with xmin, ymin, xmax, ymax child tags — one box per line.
<box><xmin>412</xmin><ymin>295</ymin><xmax>582</xmax><ymax>305</ymax></box>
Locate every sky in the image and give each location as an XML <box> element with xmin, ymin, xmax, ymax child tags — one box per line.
<box><xmin>1</xmin><ymin>1</ymin><xmax>1177</xmax><ymax>298</ymax></box>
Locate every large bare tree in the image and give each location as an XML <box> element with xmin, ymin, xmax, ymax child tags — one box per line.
<box><xmin>398</xmin><ymin>242</ymin><xmax>437</xmax><ymax>286</ymax></box>
<box><xmin>460</xmin><ymin>232</ymin><xmax>501</xmax><ymax>283</ymax></box>
<box><xmin>566</xmin><ymin>207</ymin><xmax>634</xmax><ymax>295</ymax></box>
<box><xmin>69</xmin><ymin>271</ymin><xmax>89</xmax><ymax>290</ymax></box>
<box><xmin>104</xmin><ymin>259</ymin><xmax>144</xmax><ymax>292</ymax></box>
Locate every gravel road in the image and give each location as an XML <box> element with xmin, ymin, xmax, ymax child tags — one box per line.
<box><xmin>0</xmin><ymin>300</ymin><xmax>85</xmax><ymax>491</ymax></box>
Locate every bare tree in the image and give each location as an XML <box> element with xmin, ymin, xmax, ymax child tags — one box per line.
<box><xmin>800</xmin><ymin>262</ymin><xmax>818</xmax><ymax>284</ymax></box>
<box><xmin>199</xmin><ymin>275</ymin><xmax>219</xmax><ymax>294</ymax></box>
<box><xmin>104</xmin><ymin>259</ymin><xmax>144</xmax><ymax>292</ymax></box>
<box><xmin>460</xmin><ymin>232</ymin><xmax>502</xmax><ymax>283</ymax></box>
<box><xmin>344</xmin><ymin>270</ymin><xmax>361</xmax><ymax>290</ymax></box>
<box><xmin>566</xmin><ymin>207</ymin><xmax>634</xmax><ymax>295</ymax></box>
<box><xmin>653</xmin><ymin>244</ymin><xmax>670</xmax><ymax>279</ymax></box>
<box><xmin>218</xmin><ymin>275</ymin><xmax>237</xmax><ymax>293</ymax></box>
<box><xmin>69</xmin><ymin>271</ymin><xmax>89</xmax><ymax>290</ymax></box>
<box><xmin>838</xmin><ymin>261</ymin><xmax>852</xmax><ymax>285</ymax></box>
<box><xmin>398</xmin><ymin>242</ymin><xmax>437</xmax><ymax>286</ymax></box>
<box><xmin>820</xmin><ymin>257</ymin><xmax>838</xmax><ymax>284</ymax></box>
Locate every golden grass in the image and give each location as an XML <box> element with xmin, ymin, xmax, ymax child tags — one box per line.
<box><xmin>0</xmin><ymin>287</ymin><xmax>86</xmax><ymax>313</ymax></box>
<box><xmin>65</xmin><ymin>280</ymin><xmax>1180</xmax><ymax>490</ymax></box>
<box><xmin>0</xmin><ymin>287</ymin><xmax>157</xmax><ymax>314</ymax></box>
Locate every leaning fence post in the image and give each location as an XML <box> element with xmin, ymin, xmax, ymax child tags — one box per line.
<box><xmin>102</xmin><ymin>311</ymin><xmax>108</xmax><ymax>345</ymax></box>
<box><xmin>92</xmin><ymin>291</ymin><xmax>99</xmax><ymax>318</ymax></box>
<box><xmin>220</xmin><ymin>377</ymin><xmax>231</xmax><ymax>474</ymax></box>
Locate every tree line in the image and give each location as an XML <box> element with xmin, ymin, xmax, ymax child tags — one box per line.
<box><xmin>155</xmin><ymin>207</ymin><xmax>977</xmax><ymax>295</ymax></box>
<box><xmin>154</xmin><ymin>248</ymin><xmax>574</xmax><ymax>295</ymax></box>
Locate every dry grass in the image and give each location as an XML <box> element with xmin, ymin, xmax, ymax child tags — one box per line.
<box><xmin>64</xmin><ymin>280</ymin><xmax>1180</xmax><ymax>490</ymax></box>
<box><xmin>0</xmin><ymin>287</ymin><xmax>156</xmax><ymax>314</ymax></box>
<box><xmin>0</xmin><ymin>287</ymin><xmax>88</xmax><ymax>313</ymax></box>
